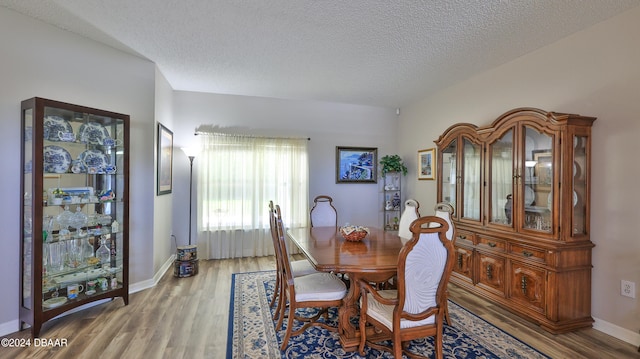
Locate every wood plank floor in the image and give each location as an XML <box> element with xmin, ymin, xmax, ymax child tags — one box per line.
<box><xmin>1</xmin><ymin>256</ymin><xmax>637</xmax><ymax>358</ymax></box>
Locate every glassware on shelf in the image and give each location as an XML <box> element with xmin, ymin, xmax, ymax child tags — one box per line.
<box><xmin>47</xmin><ymin>241</ymin><xmax>65</xmax><ymax>273</ymax></box>
<box><xmin>96</xmin><ymin>236</ymin><xmax>111</xmax><ymax>268</ymax></box>
<box><xmin>70</xmin><ymin>207</ymin><xmax>88</xmax><ymax>236</ymax></box>
<box><xmin>65</xmin><ymin>239</ymin><xmax>82</xmax><ymax>268</ymax></box>
<box><xmin>83</xmin><ymin>238</ymin><xmax>95</xmax><ymax>262</ymax></box>
<box><xmin>56</xmin><ymin>206</ymin><xmax>72</xmax><ymax>227</ymax></box>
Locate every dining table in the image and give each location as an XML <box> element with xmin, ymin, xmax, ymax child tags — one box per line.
<box><xmin>286</xmin><ymin>225</ymin><xmax>404</xmax><ymax>351</ymax></box>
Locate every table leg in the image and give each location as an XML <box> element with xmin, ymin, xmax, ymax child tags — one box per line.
<box><xmin>337</xmin><ymin>271</ymin><xmax>396</xmax><ymax>351</ymax></box>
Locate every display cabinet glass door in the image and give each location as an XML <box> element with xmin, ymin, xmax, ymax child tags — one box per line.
<box><xmin>489</xmin><ymin>128</ymin><xmax>514</xmax><ymax>226</ymax></box>
<box><xmin>521</xmin><ymin>126</ymin><xmax>553</xmax><ymax>233</ymax></box>
<box><xmin>461</xmin><ymin>138</ymin><xmax>481</xmax><ymax>221</ymax></box>
<box><xmin>572</xmin><ymin>134</ymin><xmax>588</xmax><ymax>236</ymax></box>
<box><xmin>441</xmin><ymin>139</ymin><xmax>457</xmax><ymax>216</ymax></box>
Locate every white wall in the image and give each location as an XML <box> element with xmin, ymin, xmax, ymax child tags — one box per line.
<box><xmin>153</xmin><ymin>68</ymin><xmax>175</xmax><ymax>274</ymax></box>
<box><xmin>400</xmin><ymin>6</ymin><xmax>640</xmax><ymax>344</ymax></box>
<box><xmin>171</xmin><ymin>91</ymin><xmax>398</xmax><ymax>245</ymax></box>
<box><xmin>0</xmin><ymin>7</ymin><xmax>156</xmax><ymax>334</ymax></box>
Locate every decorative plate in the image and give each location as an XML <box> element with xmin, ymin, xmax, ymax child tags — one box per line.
<box><xmin>79</xmin><ymin>149</ymin><xmax>109</xmax><ymax>168</ymax></box>
<box><xmin>43</xmin><ymin>297</ymin><xmax>67</xmax><ymax>309</ymax></box>
<box><xmin>524</xmin><ymin>185</ymin><xmax>535</xmax><ymax>206</ymax></box>
<box><xmin>43</xmin><ymin>145</ymin><xmax>72</xmax><ymax>173</ymax></box>
<box><xmin>573</xmin><ymin>191</ymin><xmax>578</xmax><ymax>207</ymax></box>
<box><xmin>78</xmin><ymin>122</ymin><xmax>110</xmax><ymax>145</ymax></box>
<box><xmin>44</xmin><ymin>116</ymin><xmax>74</xmax><ymax>142</ymax></box>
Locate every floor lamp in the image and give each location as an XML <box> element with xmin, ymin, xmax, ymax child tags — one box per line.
<box><xmin>181</xmin><ymin>147</ymin><xmax>197</xmax><ymax>245</ymax></box>
<box><xmin>175</xmin><ymin>147</ymin><xmax>198</xmax><ymax>278</ymax></box>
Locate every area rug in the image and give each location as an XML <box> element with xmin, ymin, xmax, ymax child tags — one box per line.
<box><xmin>227</xmin><ymin>270</ymin><xmax>550</xmax><ymax>358</ymax></box>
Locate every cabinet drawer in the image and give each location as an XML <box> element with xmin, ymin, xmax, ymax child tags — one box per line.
<box><xmin>477</xmin><ymin>236</ymin><xmax>506</xmax><ymax>252</ymax></box>
<box><xmin>454</xmin><ymin>230</ymin><xmax>474</xmax><ymax>246</ymax></box>
<box><xmin>510</xmin><ymin>243</ymin><xmax>546</xmax><ymax>263</ymax></box>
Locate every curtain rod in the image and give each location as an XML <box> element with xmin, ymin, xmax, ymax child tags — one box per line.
<box><xmin>194</xmin><ymin>131</ymin><xmax>310</xmax><ymax>141</ymax></box>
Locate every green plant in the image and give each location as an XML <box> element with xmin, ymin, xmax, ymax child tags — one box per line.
<box><xmin>380</xmin><ymin>154</ymin><xmax>408</xmax><ymax>176</ymax></box>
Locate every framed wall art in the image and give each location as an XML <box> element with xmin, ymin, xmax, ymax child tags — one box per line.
<box><xmin>418</xmin><ymin>148</ymin><xmax>435</xmax><ymax>180</ymax></box>
<box><xmin>336</xmin><ymin>146</ymin><xmax>377</xmax><ymax>183</ymax></box>
<box><xmin>157</xmin><ymin>122</ymin><xmax>174</xmax><ymax>195</ymax></box>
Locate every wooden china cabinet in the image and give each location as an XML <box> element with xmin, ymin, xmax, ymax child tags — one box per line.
<box><xmin>20</xmin><ymin>97</ymin><xmax>129</xmax><ymax>337</ymax></box>
<box><xmin>435</xmin><ymin>107</ymin><xmax>595</xmax><ymax>333</ymax></box>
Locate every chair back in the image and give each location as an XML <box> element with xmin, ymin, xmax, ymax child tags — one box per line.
<box><xmin>274</xmin><ymin>204</ymin><xmax>295</xmax><ymax>285</ymax></box>
<box><xmin>269</xmin><ymin>201</ymin><xmax>284</xmax><ymax>267</ymax></box>
<box><xmin>432</xmin><ymin>202</ymin><xmax>454</xmax><ymax>241</ymax></box>
<box><xmin>398</xmin><ymin>199</ymin><xmax>420</xmax><ymax>240</ymax></box>
<box><xmin>310</xmin><ymin>195</ymin><xmax>337</xmax><ymax>227</ymax></box>
<box><xmin>396</xmin><ymin>216</ymin><xmax>454</xmax><ymax>325</ymax></box>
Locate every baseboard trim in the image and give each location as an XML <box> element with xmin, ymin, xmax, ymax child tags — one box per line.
<box><xmin>0</xmin><ymin>255</ymin><xmax>176</xmax><ymax>337</ymax></box>
<box><xmin>593</xmin><ymin>316</ymin><xmax>640</xmax><ymax>348</ymax></box>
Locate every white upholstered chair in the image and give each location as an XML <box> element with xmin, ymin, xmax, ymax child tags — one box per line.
<box><xmin>268</xmin><ymin>201</ymin><xmax>318</xmax><ymax>320</ymax></box>
<box><xmin>357</xmin><ymin>216</ymin><xmax>454</xmax><ymax>359</ymax></box>
<box><xmin>310</xmin><ymin>195</ymin><xmax>337</xmax><ymax>227</ymax></box>
<box><xmin>431</xmin><ymin>201</ymin><xmax>455</xmax><ymax>325</ymax></box>
<box><xmin>274</xmin><ymin>204</ymin><xmax>347</xmax><ymax>350</ymax></box>
<box><xmin>398</xmin><ymin>199</ymin><xmax>420</xmax><ymax>241</ymax></box>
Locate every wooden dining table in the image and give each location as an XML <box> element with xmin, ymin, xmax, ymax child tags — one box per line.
<box><xmin>286</xmin><ymin>226</ymin><xmax>404</xmax><ymax>351</ymax></box>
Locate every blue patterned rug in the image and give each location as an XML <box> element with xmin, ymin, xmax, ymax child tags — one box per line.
<box><xmin>227</xmin><ymin>270</ymin><xmax>550</xmax><ymax>358</ymax></box>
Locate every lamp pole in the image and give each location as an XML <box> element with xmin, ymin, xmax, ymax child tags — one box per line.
<box><xmin>182</xmin><ymin>147</ymin><xmax>198</xmax><ymax>246</ymax></box>
<box><xmin>188</xmin><ymin>155</ymin><xmax>194</xmax><ymax>245</ymax></box>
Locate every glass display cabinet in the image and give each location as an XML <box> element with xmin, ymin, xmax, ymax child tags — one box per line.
<box><xmin>20</xmin><ymin>97</ymin><xmax>129</xmax><ymax>337</ymax></box>
<box><xmin>382</xmin><ymin>172</ymin><xmax>401</xmax><ymax>231</ymax></box>
<box><xmin>435</xmin><ymin>108</ymin><xmax>595</xmax><ymax>334</ymax></box>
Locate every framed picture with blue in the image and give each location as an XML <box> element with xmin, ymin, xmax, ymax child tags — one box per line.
<box><xmin>336</xmin><ymin>146</ymin><xmax>377</xmax><ymax>183</ymax></box>
<box><xmin>157</xmin><ymin>122</ymin><xmax>173</xmax><ymax>195</ymax></box>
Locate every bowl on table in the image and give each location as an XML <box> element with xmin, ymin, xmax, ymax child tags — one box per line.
<box><xmin>339</xmin><ymin>225</ymin><xmax>369</xmax><ymax>242</ymax></box>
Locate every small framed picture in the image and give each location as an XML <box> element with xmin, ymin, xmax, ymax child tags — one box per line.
<box><xmin>157</xmin><ymin>123</ymin><xmax>173</xmax><ymax>195</ymax></box>
<box><xmin>336</xmin><ymin>146</ymin><xmax>377</xmax><ymax>183</ymax></box>
<box><xmin>418</xmin><ymin>148</ymin><xmax>435</xmax><ymax>180</ymax></box>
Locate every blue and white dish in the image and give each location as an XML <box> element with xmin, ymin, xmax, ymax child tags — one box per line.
<box><xmin>78</xmin><ymin>122</ymin><xmax>110</xmax><ymax>145</ymax></box>
<box><xmin>43</xmin><ymin>145</ymin><xmax>72</xmax><ymax>173</ymax></box>
<box><xmin>43</xmin><ymin>116</ymin><xmax>74</xmax><ymax>142</ymax></box>
<box><xmin>79</xmin><ymin>149</ymin><xmax>109</xmax><ymax>169</ymax></box>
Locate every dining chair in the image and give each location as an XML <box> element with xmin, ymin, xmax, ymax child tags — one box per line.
<box><xmin>357</xmin><ymin>216</ymin><xmax>454</xmax><ymax>359</ymax></box>
<box><xmin>268</xmin><ymin>201</ymin><xmax>318</xmax><ymax>320</ymax></box>
<box><xmin>432</xmin><ymin>201</ymin><xmax>455</xmax><ymax>325</ymax></box>
<box><xmin>310</xmin><ymin>195</ymin><xmax>337</xmax><ymax>227</ymax></box>
<box><xmin>398</xmin><ymin>199</ymin><xmax>420</xmax><ymax>241</ymax></box>
<box><xmin>274</xmin><ymin>204</ymin><xmax>347</xmax><ymax>350</ymax></box>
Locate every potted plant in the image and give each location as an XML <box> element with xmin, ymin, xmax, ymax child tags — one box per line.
<box><xmin>380</xmin><ymin>154</ymin><xmax>408</xmax><ymax>176</ymax></box>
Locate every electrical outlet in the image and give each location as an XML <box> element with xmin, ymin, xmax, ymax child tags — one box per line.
<box><xmin>621</xmin><ymin>280</ymin><xmax>636</xmax><ymax>298</ymax></box>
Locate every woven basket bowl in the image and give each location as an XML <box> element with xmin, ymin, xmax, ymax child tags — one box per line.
<box><xmin>340</xmin><ymin>229</ymin><xmax>367</xmax><ymax>242</ymax></box>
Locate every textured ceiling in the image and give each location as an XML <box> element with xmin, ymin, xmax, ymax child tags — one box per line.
<box><xmin>2</xmin><ymin>0</ymin><xmax>639</xmax><ymax>108</ymax></box>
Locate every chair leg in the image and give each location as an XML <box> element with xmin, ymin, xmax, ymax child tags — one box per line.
<box><xmin>358</xmin><ymin>314</ymin><xmax>367</xmax><ymax>356</ymax></box>
<box><xmin>393</xmin><ymin>334</ymin><xmax>402</xmax><ymax>359</ymax></box>
<box><xmin>280</xmin><ymin>304</ymin><xmax>296</xmax><ymax>350</ymax></box>
<box><xmin>270</xmin><ymin>272</ymin><xmax>280</xmax><ymax>308</ymax></box>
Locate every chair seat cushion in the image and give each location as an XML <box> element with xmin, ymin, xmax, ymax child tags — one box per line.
<box><xmin>291</xmin><ymin>259</ymin><xmax>319</xmax><ymax>277</ymax></box>
<box><xmin>294</xmin><ymin>272</ymin><xmax>347</xmax><ymax>302</ymax></box>
<box><xmin>363</xmin><ymin>290</ymin><xmax>435</xmax><ymax>329</ymax></box>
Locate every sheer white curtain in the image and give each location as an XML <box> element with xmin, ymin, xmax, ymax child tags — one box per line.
<box><xmin>196</xmin><ymin>133</ymin><xmax>309</xmax><ymax>259</ymax></box>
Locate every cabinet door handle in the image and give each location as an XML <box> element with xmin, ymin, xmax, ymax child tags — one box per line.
<box><xmin>488</xmin><ymin>242</ymin><xmax>496</xmax><ymax>247</ymax></box>
<box><xmin>457</xmin><ymin>253</ymin><xmax>463</xmax><ymax>268</ymax></box>
<box><xmin>458</xmin><ymin>235</ymin><xmax>466</xmax><ymax>240</ymax></box>
<box><xmin>486</xmin><ymin>264</ymin><xmax>493</xmax><ymax>279</ymax></box>
<box><xmin>522</xmin><ymin>250</ymin><xmax>533</xmax><ymax>257</ymax></box>
<box><xmin>521</xmin><ymin>275</ymin><xmax>528</xmax><ymax>294</ymax></box>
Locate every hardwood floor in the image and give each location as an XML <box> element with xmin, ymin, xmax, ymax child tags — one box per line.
<box><xmin>2</xmin><ymin>256</ymin><xmax>637</xmax><ymax>358</ymax></box>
